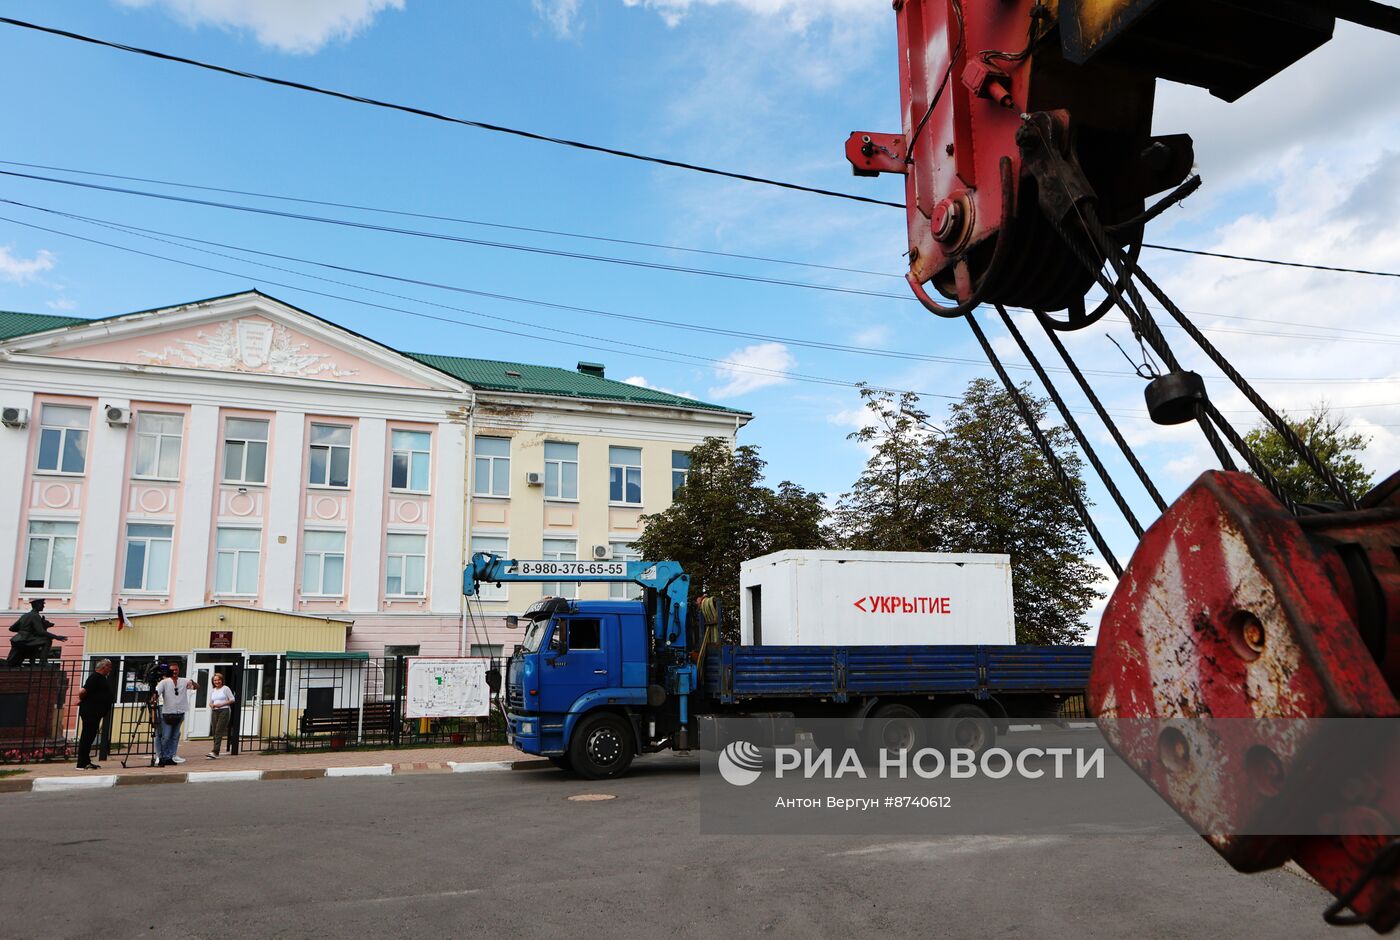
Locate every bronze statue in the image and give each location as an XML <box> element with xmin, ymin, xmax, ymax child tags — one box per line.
<box><xmin>5</xmin><ymin>598</ymin><xmax>68</xmax><ymax>666</ymax></box>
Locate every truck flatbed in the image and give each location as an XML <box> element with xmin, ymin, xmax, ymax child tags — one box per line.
<box><xmin>704</xmin><ymin>644</ymin><xmax>1093</xmax><ymax>704</ymax></box>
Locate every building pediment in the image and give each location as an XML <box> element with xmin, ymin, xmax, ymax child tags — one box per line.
<box><xmin>1</xmin><ymin>291</ymin><xmax>467</xmax><ymax>393</ymax></box>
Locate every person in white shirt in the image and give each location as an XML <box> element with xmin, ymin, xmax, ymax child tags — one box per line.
<box><xmin>154</xmin><ymin>662</ymin><xmax>198</xmax><ymax>767</ymax></box>
<box><xmin>206</xmin><ymin>672</ymin><xmax>236</xmax><ymax>760</ymax></box>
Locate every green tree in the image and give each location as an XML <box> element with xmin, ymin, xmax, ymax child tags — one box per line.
<box><xmin>836</xmin><ymin>378</ymin><xmax>1100</xmax><ymax>645</ymax></box>
<box><xmin>633</xmin><ymin>437</ymin><xmax>827</xmax><ymax>640</ymax></box>
<box><xmin>829</xmin><ymin>387</ymin><xmax>942</xmax><ymax>551</ymax></box>
<box><xmin>1243</xmin><ymin>404</ymin><xmax>1374</xmax><ymax>505</ymax></box>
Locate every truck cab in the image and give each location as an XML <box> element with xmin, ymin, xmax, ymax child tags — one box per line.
<box><xmin>505</xmin><ymin>596</ymin><xmax>662</xmax><ymax>777</ymax></box>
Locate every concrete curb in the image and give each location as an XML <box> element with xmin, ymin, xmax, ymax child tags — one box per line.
<box><xmin>32</xmin><ymin>775</ymin><xmax>117</xmax><ymax>791</ymax></box>
<box><xmin>12</xmin><ymin>757</ymin><xmax>553</xmax><ymax>793</ymax></box>
<box><xmin>187</xmin><ymin>770</ymin><xmax>263</xmax><ymax>784</ymax></box>
<box><xmin>449</xmin><ymin>760</ymin><xmax>513</xmax><ymax>773</ymax></box>
<box><xmin>326</xmin><ymin>764</ymin><xmax>393</xmax><ymax>777</ymax></box>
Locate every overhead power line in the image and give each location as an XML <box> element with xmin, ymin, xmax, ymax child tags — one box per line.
<box><xmin>0</xmin><ymin>16</ymin><xmax>903</xmax><ymax>210</ymax></box>
<box><xmin>4</xmin><ymin>19</ymin><xmax>1398</xmax><ymax>281</ymax></box>
<box><xmin>6</xmin><ymin>166</ymin><xmax>1399</xmax><ymax>358</ymax></box>
<box><xmin>1141</xmin><ymin>243</ymin><xmax>1400</xmax><ymax>279</ymax></box>
<box><xmin>0</xmin><ymin>160</ymin><xmax>899</xmax><ymax>281</ymax></box>
<box><xmin>6</xmin><ymin>202</ymin><xmax>1397</xmax><ymax>420</ymax></box>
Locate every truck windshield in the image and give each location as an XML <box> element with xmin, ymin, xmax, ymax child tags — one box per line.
<box><xmin>520</xmin><ymin>619</ymin><xmax>552</xmax><ymax>653</ymax></box>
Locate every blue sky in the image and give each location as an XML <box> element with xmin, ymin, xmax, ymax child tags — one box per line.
<box><xmin>2</xmin><ymin>0</ymin><xmax>1399</xmax><ymax>616</ymax></box>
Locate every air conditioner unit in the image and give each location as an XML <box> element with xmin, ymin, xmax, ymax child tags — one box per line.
<box><xmin>0</xmin><ymin>406</ymin><xmax>28</xmax><ymax>429</ymax></box>
<box><xmin>591</xmin><ymin>544</ymin><xmax>611</xmax><ymax>561</ymax></box>
<box><xmin>525</xmin><ymin>471</ymin><xmax>544</xmax><ymax>486</ymax></box>
<box><xmin>105</xmin><ymin>406</ymin><xmax>131</xmax><ymax>426</ymax></box>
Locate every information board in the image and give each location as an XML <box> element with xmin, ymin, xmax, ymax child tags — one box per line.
<box><xmin>404</xmin><ymin>658</ymin><xmax>491</xmax><ymax>718</ymax></box>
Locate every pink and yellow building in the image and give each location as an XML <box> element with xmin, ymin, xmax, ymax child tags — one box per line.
<box><xmin>0</xmin><ymin>290</ymin><xmax>749</xmax><ymax>683</ymax></box>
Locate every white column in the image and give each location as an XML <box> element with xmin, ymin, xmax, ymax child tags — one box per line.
<box><xmin>262</xmin><ymin>411</ymin><xmax>306</xmax><ymax>611</ymax></box>
<box><xmin>0</xmin><ymin>390</ymin><xmax>35</xmax><ymax>603</ymax></box>
<box><xmin>74</xmin><ymin>399</ymin><xmax>131</xmax><ymax>611</ymax></box>
<box><xmin>348</xmin><ymin>418</ymin><xmax>387</xmax><ymax>613</ymax></box>
<box><xmin>429</xmin><ymin>420</ymin><xmax>467</xmax><ymax>614</ymax></box>
<box><xmin>172</xmin><ymin>404</ymin><xmax>219</xmax><ymax>608</ymax></box>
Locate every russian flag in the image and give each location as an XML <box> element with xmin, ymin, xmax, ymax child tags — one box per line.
<box><xmin>116</xmin><ymin>605</ymin><xmax>128</xmax><ymax>632</ymax></box>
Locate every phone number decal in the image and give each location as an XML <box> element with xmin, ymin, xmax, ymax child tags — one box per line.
<box><xmin>510</xmin><ymin>561</ymin><xmax>627</xmax><ymax>577</ymax></box>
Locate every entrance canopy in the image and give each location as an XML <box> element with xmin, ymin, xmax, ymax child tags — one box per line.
<box><xmin>81</xmin><ymin>605</ymin><xmax>352</xmax><ymax>656</ymax></box>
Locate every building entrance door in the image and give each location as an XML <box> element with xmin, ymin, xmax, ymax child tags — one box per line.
<box><xmin>189</xmin><ymin>655</ymin><xmax>240</xmax><ymax>738</ymax></box>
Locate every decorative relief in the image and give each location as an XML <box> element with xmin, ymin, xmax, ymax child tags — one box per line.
<box><xmin>390</xmin><ymin>497</ymin><xmax>427</xmax><ymax>525</ymax></box>
<box><xmin>220</xmin><ymin>488</ymin><xmax>264</xmax><ymax>518</ymax></box>
<box><xmin>609</xmin><ymin>508</ymin><xmax>643</xmax><ymax>531</ymax></box>
<box><xmin>32</xmin><ymin>480</ymin><xmax>80</xmax><ymax>511</ymax></box>
<box><xmin>138</xmin><ymin>319</ymin><xmax>357</xmax><ymax>378</ymax></box>
<box><xmin>545</xmin><ymin>508</ymin><xmax>576</xmax><ymax>528</ymax></box>
<box><xmin>475</xmin><ymin>504</ymin><xmax>507</xmax><ymax>525</ymax></box>
<box><xmin>309</xmin><ymin>494</ymin><xmax>347</xmax><ymax>522</ymax></box>
<box><xmin>131</xmin><ymin>485</ymin><xmax>176</xmax><ymax>515</ymax></box>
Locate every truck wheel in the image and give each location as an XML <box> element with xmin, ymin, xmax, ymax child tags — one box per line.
<box><xmin>568</xmin><ymin>712</ymin><xmax>635</xmax><ymax>780</ymax></box>
<box><xmin>862</xmin><ymin>704</ymin><xmax>926</xmax><ymax>764</ymax></box>
<box><xmin>936</xmin><ymin>704</ymin><xmax>995</xmax><ymax>756</ymax></box>
<box><xmin>548</xmin><ymin>755</ymin><xmax>574</xmax><ymax>773</ymax></box>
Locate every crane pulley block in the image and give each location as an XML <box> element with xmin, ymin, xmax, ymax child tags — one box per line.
<box><xmin>849</xmin><ymin>0</ymin><xmax>1359</xmax><ymax>318</ymax></box>
<box><xmin>1090</xmin><ymin>470</ymin><xmax>1400</xmax><ymax>931</ymax></box>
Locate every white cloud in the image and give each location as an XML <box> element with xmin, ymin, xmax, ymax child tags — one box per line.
<box><xmin>116</xmin><ymin>0</ymin><xmax>404</xmax><ymax>54</ymax></box>
<box><xmin>622</xmin><ymin>0</ymin><xmax>878</xmax><ymax>30</ymax></box>
<box><xmin>0</xmin><ymin>246</ymin><xmax>55</xmax><ymax>284</ymax></box>
<box><xmin>852</xmin><ymin>325</ymin><xmax>891</xmax><ymax>348</ymax></box>
<box><xmin>623</xmin><ymin>374</ymin><xmax>697</xmax><ymax>399</ymax></box>
<box><xmin>708</xmin><ymin>341</ymin><xmax>795</xmax><ymax>397</ymax></box>
<box><xmin>533</xmin><ymin>0</ymin><xmax>583</xmax><ymax>37</ymax></box>
<box><xmin>46</xmin><ymin>297</ymin><xmax>78</xmax><ymax>312</ymax></box>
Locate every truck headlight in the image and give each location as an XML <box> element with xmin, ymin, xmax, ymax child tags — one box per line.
<box><xmin>521</xmin><ymin>721</ymin><xmax>535</xmax><ymax>734</ymax></box>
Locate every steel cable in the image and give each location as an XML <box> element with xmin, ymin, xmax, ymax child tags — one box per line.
<box><xmin>996</xmin><ymin>304</ymin><xmax>1145</xmax><ymax>538</ymax></box>
<box><xmin>963</xmin><ymin>312</ymin><xmax>1123</xmax><ymax>578</ymax></box>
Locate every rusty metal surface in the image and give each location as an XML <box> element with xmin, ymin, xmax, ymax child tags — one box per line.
<box><xmin>1091</xmin><ymin>470</ymin><xmax>1400</xmax><ymax>930</ymax></box>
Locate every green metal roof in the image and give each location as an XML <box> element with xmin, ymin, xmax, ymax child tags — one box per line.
<box><xmin>406</xmin><ymin>352</ymin><xmax>746</xmax><ymax>415</ymax></box>
<box><xmin>0</xmin><ymin>303</ymin><xmax>748</xmax><ymax>417</ymax></box>
<box><xmin>0</xmin><ymin>310</ymin><xmax>90</xmax><ymax>341</ymax></box>
<box><xmin>285</xmin><ymin>651</ymin><xmax>369</xmax><ymax>661</ymax></box>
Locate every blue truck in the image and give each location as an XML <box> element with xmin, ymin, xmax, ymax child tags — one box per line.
<box><xmin>466</xmin><ymin>553</ymin><xmax>1092</xmax><ymax>779</ymax></box>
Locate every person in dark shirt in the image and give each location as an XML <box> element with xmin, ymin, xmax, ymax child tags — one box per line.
<box><xmin>76</xmin><ymin>659</ymin><xmax>115</xmax><ymax>770</ymax></box>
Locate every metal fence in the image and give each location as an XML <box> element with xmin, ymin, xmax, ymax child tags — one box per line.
<box><xmin>1</xmin><ymin>656</ymin><xmax>507</xmax><ymax>765</ymax></box>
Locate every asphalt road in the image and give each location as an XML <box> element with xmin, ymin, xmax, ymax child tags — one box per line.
<box><xmin>0</xmin><ymin>755</ymin><xmax>1340</xmax><ymax>939</ymax></box>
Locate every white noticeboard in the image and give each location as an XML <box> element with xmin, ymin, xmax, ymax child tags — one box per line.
<box><xmin>404</xmin><ymin>658</ymin><xmax>491</xmax><ymax>718</ymax></box>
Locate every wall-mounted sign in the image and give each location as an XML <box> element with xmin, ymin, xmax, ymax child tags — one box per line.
<box><xmin>209</xmin><ymin>631</ymin><xmax>233</xmax><ymax>649</ymax></box>
<box><xmin>404</xmin><ymin>658</ymin><xmax>490</xmax><ymax>718</ymax></box>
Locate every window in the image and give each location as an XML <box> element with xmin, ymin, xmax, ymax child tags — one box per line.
<box><xmin>119</xmin><ymin>656</ymin><xmax>156</xmax><ymax>705</ymax></box>
<box><xmin>222</xmin><ymin>418</ymin><xmax>269</xmax><ymax>484</ymax></box>
<box><xmin>470</xmin><ymin>535</ymin><xmax>509</xmax><ymax>601</ymax></box>
<box><xmin>565</xmin><ymin>619</ymin><xmax>602</xmax><ymax>650</ymax></box>
<box><xmin>541</xmin><ymin>538</ymin><xmax>578</xmax><ymax>599</ymax></box>
<box><xmin>133</xmin><ymin>413</ymin><xmax>183</xmax><ymax>479</ymax></box>
<box><xmin>301</xmin><ymin>530</ymin><xmax>346</xmax><ymax>596</ymax></box>
<box><xmin>544</xmin><ymin>441</ymin><xmax>578</xmax><ymax>500</ymax></box>
<box><xmin>609</xmin><ymin>542</ymin><xmax>642</xmax><ymax>600</ymax></box>
<box><xmin>474</xmin><ymin>436</ymin><xmax>510</xmax><ymax>496</ymax></box>
<box><xmin>390</xmin><ymin>430</ymin><xmax>432</xmax><ymax>492</ymax></box>
<box><xmin>609</xmin><ymin>446</ymin><xmax>642</xmax><ymax>504</ymax></box>
<box><xmin>123</xmin><ymin>523</ymin><xmax>173</xmax><ymax>593</ymax></box>
<box><xmin>672</xmin><ymin>450</ymin><xmax>691</xmax><ymax>493</ymax></box>
<box><xmin>470</xmin><ymin>643</ymin><xmax>504</xmax><ymax>660</ymax></box>
<box><xmin>24</xmin><ymin>520</ymin><xmax>78</xmax><ymax>590</ymax></box>
<box><xmin>385</xmin><ymin>533</ymin><xmax>427</xmax><ymax>597</ymax></box>
<box><xmin>308</xmin><ymin>423</ymin><xmax>352</xmax><ymax>488</ymax></box>
<box><xmin>247</xmin><ymin>653</ymin><xmax>283</xmax><ymax>700</ymax></box>
<box><xmin>215</xmin><ymin>527</ymin><xmax>261</xmax><ymax>595</ymax></box>
<box><xmin>36</xmin><ymin>404</ymin><xmax>90</xmax><ymax>474</ymax></box>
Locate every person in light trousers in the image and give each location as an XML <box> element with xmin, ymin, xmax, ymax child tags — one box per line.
<box><xmin>206</xmin><ymin>671</ymin><xmax>235</xmax><ymax>759</ymax></box>
<box><xmin>154</xmin><ymin>662</ymin><xmax>197</xmax><ymax>767</ymax></box>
